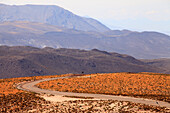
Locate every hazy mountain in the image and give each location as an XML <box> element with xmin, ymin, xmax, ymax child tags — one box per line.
<box><xmin>0</xmin><ymin>21</ymin><xmax>65</xmax><ymax>34</ymax></box>
<box><xmin>0</xmin><ymin>4</ymin><xmax>169</xmax><ymax>59</ymax></box>
<box><xmin>103</xmin><ymin>29</ymin><xmax>132</xmax><ymax>37</ymax></box>
<box><xmin>0</xmin><ymin>21</ymin><xmax>170</xmax><ymax>59</ymax></box>
<box><xmin>0</xmin><ymin>46</ymin><xmax>164</xmax><ymax>79</ymax></box>
<box><xmin>104</xmin><ymin>31</ymin><xmax>170</xmax><ymax>59</ymax></box>
<box><xmin>0</xmin><ymin>21</ymin><xmax>103</xmax><ymax>48</ymax></box>
<box><xmin>0</xmin><ymin>4</ymin><xmax>110</xmax><ymax>32</ymax></box>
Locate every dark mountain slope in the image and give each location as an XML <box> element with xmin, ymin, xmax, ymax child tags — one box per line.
<box><xmin>0</xmin><ymin>4</ymin><xmax>110</xmax><ymax>32</ymax></box>
<box><xmin>0</xmin><ymin>46</ymin><xmax>163</xmax><ymax>79</ymax></box>
<box><xmin>141</xmin><ymin>58</ymin><xmax>170</xmax><ymax>74</ymax></box>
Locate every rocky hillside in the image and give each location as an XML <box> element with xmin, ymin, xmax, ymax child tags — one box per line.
<box><xmin>0</xmin><ymin>46</ymin><xmax>164</xmax><ymax>79</ymax></box>
<box><xmin>141</xmin><ymin>58</ymin><xmax>170</xmax><ymax>74</ymax></box>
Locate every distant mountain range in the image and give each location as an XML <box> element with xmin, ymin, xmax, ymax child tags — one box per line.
<box><xmin>0</xmin><ymin>46</ymin><xmax>167</xmax><ymax>79</ymax></box>
<box><xmin>0</xmin><ymin>4</ymin><xmax>170</xmax><ymax>59</ymax></box>
<box><xmin>0</xmin><ymin>21</ymin><xmax>170</xmax><ymax>59</ymax></box>
<box><xmin>0</xmin><ymin>4</ymin><xmax>110</xmax><ymax>32</ymax></box>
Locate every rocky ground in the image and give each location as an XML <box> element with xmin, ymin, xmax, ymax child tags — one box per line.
<box><xmin>1</xmin><ymin>74</ymin><xmax>170</xmax><ymax>113</ymax></box>
<box><xmin>38</xmin><ymin>98</ymin><xmax>170</xmax><ymax>113</ymax></box>
<box><xmin>1</xmin><ymin>93</ymin><xmax>169</xmax><ymax>113</ymax></box>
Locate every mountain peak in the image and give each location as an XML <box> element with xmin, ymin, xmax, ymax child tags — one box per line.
<box><xmin>0</xmin><ymin>4</ymin><xmax>110</xmax><ymax>32</ymax></box>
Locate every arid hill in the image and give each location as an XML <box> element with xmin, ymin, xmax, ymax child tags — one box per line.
<box><xmin>0</xmin><ymin>46</ymin><xmax>166</xmax><ymax>78</ymax></box>
<box><xmin>141</xmin><ymin>58</ymin><xmax>170</xmax><ymax>74</ymax></box>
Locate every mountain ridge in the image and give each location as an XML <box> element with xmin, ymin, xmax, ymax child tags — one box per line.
<box><xmin>0</xmin><ymin>46</ymin><xmax>166</xmax><ymax>79</ymax></box>
<box><xmin>0</xmin><ymin>3</ymin><xmax>170</xmax><ymax>59</ymax></box>
<box><xmin>0</xmin><ymin>4</ymin><xmax>110</xmax><ymax>32</ymax></box>
<box><xmin>0</xmin><ymin>21</ymin><xmax>170</xmax><ymax>59</ymax></box>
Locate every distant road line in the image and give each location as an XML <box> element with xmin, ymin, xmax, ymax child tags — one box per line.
<box><xmin>17</xmin><ymin>76</ymin><xmax>170</xmax><ymax>108</ymax></box>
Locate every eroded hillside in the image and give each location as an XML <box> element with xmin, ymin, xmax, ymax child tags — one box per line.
<box><xmin>0</xmin><ymin>46</ymin><xmax>164</xmax><ymax>79</ymax></box>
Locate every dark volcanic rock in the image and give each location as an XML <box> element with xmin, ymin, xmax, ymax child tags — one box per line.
<box><xmin>0</xmin><ymin>46</ymin><xmax>164</xmax><ymax>79</ymax></box>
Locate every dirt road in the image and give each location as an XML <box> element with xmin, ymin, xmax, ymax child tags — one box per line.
<box><xmin>17</xmin><ymin>76</ymin><xmax>170</xmax><ymax>108</ymax></box>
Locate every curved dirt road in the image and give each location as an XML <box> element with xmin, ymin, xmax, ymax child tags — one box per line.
<box><xmin>17</xmin><ymin>76</ymin><xmax>170</xmax><ymax>108</ymax></box>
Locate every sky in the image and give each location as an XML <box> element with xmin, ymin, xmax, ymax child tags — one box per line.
<box><xmin>0</xmin><ymin>0</ymin><xmax>170</xmax><ymax>35</ymax></box>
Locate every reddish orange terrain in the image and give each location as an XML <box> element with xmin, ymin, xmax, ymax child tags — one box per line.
<box><xmin>37</xmin><ymin>73</ymin><xmax>170</xmax><ymax>102</ymax></box>
<box><xmin>0</xmin><ymin>74</ymin><xmax>67</xmax><ymax>95</ymax></box>
<box><xmin>0</xmin><ymin>73</ymin><xmax>170</xmax><ymax>112</ymax></box>
<box><xmin>0</xmin><ymin>74</ymin><xmax>68</xmax><ymax>112</ymax></box>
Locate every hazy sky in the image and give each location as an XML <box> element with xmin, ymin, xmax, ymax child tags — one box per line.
<box><xmin>0</xmin><ymin>0</ymin><xmax>170</xmax><ymax>35</ymax></box>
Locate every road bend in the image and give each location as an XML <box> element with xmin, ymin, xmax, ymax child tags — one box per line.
<box><xmin>17</xmin><ymin>76</ymin><xmax>170</xmax><ymax>108</ymax></box>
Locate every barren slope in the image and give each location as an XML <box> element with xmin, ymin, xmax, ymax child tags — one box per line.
<box><xmin>0</xmin><ymin>46</ymin><xmax>163</xmax><ymax>78</ymax></box>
